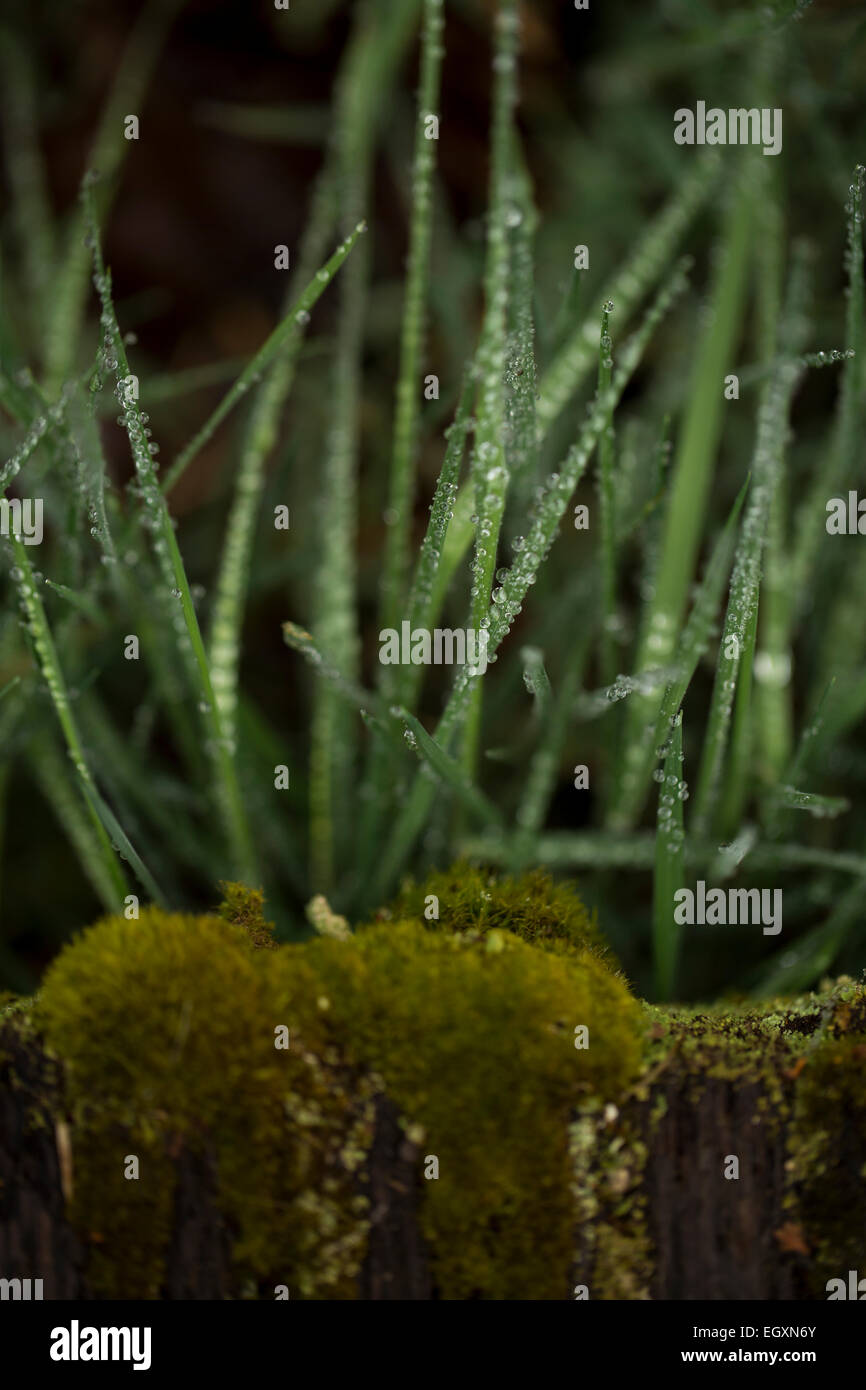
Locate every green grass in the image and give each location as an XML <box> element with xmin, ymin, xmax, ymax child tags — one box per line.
<box><xmin>0</xmin><ymin>0</ymin><xmax>864</xmax><ymax>1002</ymax></box>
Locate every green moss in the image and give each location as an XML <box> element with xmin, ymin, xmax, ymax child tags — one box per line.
<box><xmin>215</xmin><ymin>880</ymin><xmax>279</xmax><ymax>950</ymax></box>
<box><xmin>375</xmin><ymin>861</ymin><xmax>611</xmax><ymax>964</ymax></box>
<box><xmin>37</xmin><ymin>908</ymin><xmax>372</xmax><ymax>1298</ymax></box>
<box><xmin>35</xmin><ymin>891</ymin><xmax>861</xmax><ymax>1301</ymax></box>
<box><xmin>272</xmin><ymin>919</ymin><xmax>642</xmax><ymax>1299</ymax></box>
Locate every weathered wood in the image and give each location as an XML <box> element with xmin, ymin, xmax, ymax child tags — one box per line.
<box><xmin>642</xmin><ymin>1075</ymin><xmax>805</xmax><ymax>1299</ymax></box>
<box><xmin>0</xmin><ymin>1021</ymin><xmax>858</xmax><ymax>1300</ymax></box>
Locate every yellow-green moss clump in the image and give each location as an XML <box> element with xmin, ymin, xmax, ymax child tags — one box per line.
<box><xmin>272</xmin><ymin>921</ymin><xmax>642</xmax><ymax>1299</ymax></box>
<box><xmin>215</xmin><ymin>880</ymin><xmax>279</xmax><ymax>950</ymax></box>
<box><xmin>36</xmin><ymin>903</ymin><xmax>641</xmax><ymax>1300</ymax></box>
<box><xmin>375</xmin><ymin>861</ymin><xmax>611</xmax><ymax>964</ymax></box>
<box><xmin>37</xmin><ymin>908</ymin><xmax>373</xmax><ymax>1299</ymax></box>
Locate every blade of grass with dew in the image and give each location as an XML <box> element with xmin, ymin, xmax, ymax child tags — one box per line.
<box><xmin>45</xmin><ymin>579</ymin><xmax>103</xmax><ymax>626</ymax></box>
<box><xmin>8</xmin><ymin>533</ymin><xmax>127</xmax><ymax>909</ymax></box>
<box><xmin>716</xmin><ymin>597</ymin><xmax>759</xmax><ymax>837</ymax></box>
<box><xmin>614</xmin><ymin>162</ymin><xmax>754</xmax><ymax>830</ymax></box>
<box><xmin>752</xmin><ymin>185</ymin><xmax>793</xmax><ymax>784</ymax></box>
<box><xmin>710</xmin><ymin>823</ymin><xmax>759</xmax><ymax>881</ymax></box>
<box><xmin>399</xmin><ymin>710</ymin><xmax>504</xmax><ymax>831</ymax></box>
<box><xmin>461</xmin><ymin>0</ymin><xmax>519</xmax><ymax>781</ymax></box>
<box><xmin>353</xmin><ymin>367</ymin><xmax>475</xmax><ymax>887</ymax></box>
<box><xmin>653</xmin><ymin>708</ymin><xmax>685</xmax><ymax>999</ymax></box>
<box><xmin>84</xmin><ymin>187</ymin><xmax>256</xmax><ymax>880</ymax></box>
<box><xmin>29</xmin><ymin>737</ymin><xmax>124</xmax><ymax>912</ymax></box>
<box><xmin>379</xmin><ymin>0</ymin><xmax>445</xmax><ymax>636</ymax></box>
<box><xmin>207</xmin><ymin>142</ymin><xmax>346</xmax><ymax>817</ymax></box>
<box><xmin>78</xmin><ymin>780</ymin><xmax>165</xmax><ymax>904</ymax></box>
<box><xmin>399</xmin><ymin>365</ymin><xmax>475</xmax><ymax>707</ymax></box>
<box><xmin>365</xmin><ymin>256</ymin><xmax>692</xmax><ymax>905</ymax></box>
<box><xmin>520</xmin><ymin>646</ymin><xmax>551</xmax><ymax>725</ymax></box>
<box><xmin>207</xmin><ymin>223</ymin><xmax>366</xmax><ymax>748</ymax></box>
<box><xmin>593</xmin><ymin>302</ymin><xmax>618</xmax><ymax>810</ymax></box>
<box><xmin>610</xmin><ymin>476</ymin><xmax>749</xmax><ymax>830</ymax></box>
<box><xmin>78</xmin><ymin>690</ymin><xmax>214</xmax><ymax>889</ymax></box>
<box><xmin>763</xmin><ymin>677</ymin><xmax>836</xmax><ymax>840</ymax></box>
<box><xmin>789</xmin><ymin>166</ymin><xmax>864</xmax><ymax>634</ymax></box>
<box><xmin>161</xmin><ymin>222</ymin><xmax>366</xmax><ymax>497</ymax></box>
<box><xmin>657</xmin><ymin>479</ymin><xmax>749</xmax><ymax>726</ymax></box>
<box><xmin>475</xmin><ymin>833</ymin><xmax>866</xmax><ymax>879</ymax></box>
<box><xmin>426</xmin><ymin>478</ymin><xmax>477</xmax><ymax>630</ymax></box>
<box><xmin>465</xmin><ymin>830</ymin><xmax>657</xmax><ymax>871</ymax></box>
<box><xmin>0</xmin><ymin>393</ymin><xmax>71</xmax><ymax>494</ymax></box>
<box><xmin>502</xmin><ymin>133</ymin><xmax>539</xmax><ymax>515</ymax></box>
<box><xmin>44</xmin><ymin>0</ymin><xmax>182</xmax><ymax>394</ymax></box>
<box><xmin>536</xmin><ymin>153</ymin><xmax>718</xmax><ymax>436</ymax></box>
<box><xmin>595</xmin><ymin>299</ymin><xmax>617</xmax><ymax>689</ymax></box>
<box><xmin>691</xmin><ymin>250</ymin><xmax>808</xmax><ymax>839</ymax></box>
<box><xmin>768</xmin><ymin>786</ymin><xmax>849</xmax><ymax>818</ymax></box>
<box><xmin>309</xmin><ymin>0</ymin><xmax>424</xmax><ymax>894</ymax></box>
<box><xmin>720</xmin><ymin>227</ymin><xmax>805</xmax><ymax>834</ymax></box>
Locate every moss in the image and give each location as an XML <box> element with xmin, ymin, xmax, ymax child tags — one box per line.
<box><xmin>29</xmin><ymin>887</ymin><xmax>863</xmax><ymax>1301</ymax></box>
<box><xmin>374</xmin><ymin>861</ymin><xmax>612</xmax><ymax>965</ymax></box>
<box><xmin>37</xmin><ymin>908</ymin><xmax>372</xmax><ymax>1298</ymax></box>
<box><xmin>272</xmin><ymin>919</ymin><xmax>642</xmax><ymax>1299</ymax></box>
<box><xmin>215</xmin><ymin>881</ymin><xmax>278</xmax><ymax>950</ymax></box>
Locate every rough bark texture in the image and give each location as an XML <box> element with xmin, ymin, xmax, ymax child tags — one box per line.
<box><xmin>642</xmin><ymin>1075</ymin><xmax>806</xmax><ymax>1300</ymax></box>
<box><xmin>0</xmin><ymin>1024</ymin><xmax>88</xmax><ymax>1299</ymax></box>
<box><xmin>357</xmin><ymin>1096</ymin><xmax>433</xmax><ymax>1300</ymax></box>
<box><xmin>0</xmin><ymin>1023</ymin><xmax>836</xmax><ymax>1299</ymax></box>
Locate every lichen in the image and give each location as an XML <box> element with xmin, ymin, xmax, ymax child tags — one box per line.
<box><xmin>569</xmin><ymin>1097</ymin><xmax>653</xmax><ymax>1299</ymax></box>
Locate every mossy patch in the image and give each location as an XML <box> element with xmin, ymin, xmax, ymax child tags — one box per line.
<box><xmin>271</xmin><ymin>920</ymin><xmax>642</xmax><ymax>1299</ymax></box>
<box><xmin>37</xmin><ymin>908</ymin><xmax>372</xmax><ymax>1298</ymax></box>
<box><xmin>29</xmin><ymin>887</ymin><xmax>866</xmax><ymax>1301</ymax></box>
<box><xmin>374</xmin><ymin>861</ymin><xmax>612</xmax><ymax>965</ymax></box>
<box><xmin>215</xmin><ymin>881</ymin><xmax>279</xmax><ymax>950</ymax></box>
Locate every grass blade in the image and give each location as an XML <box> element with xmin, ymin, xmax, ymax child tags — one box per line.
<box><xmin>162</xmin><ymin>221</ymin><xmax>367</xmax><ymax>497</ymax></box>
<box><xmin>653</xmin><ymin>709</ymin><xmax>685</xmax><ymax>999</ymax></box>
<box><xmin>379</xmin><ymin>0</ymin><xmax>445</xmax><ymax>633</ymax></box>
<box><xmin>84</xmin><ymin>184</ymin><xmax>256</xmax><ymax>880</ymax></box>
<box><xmin>8</xmin><ymin>533</ymin><xmax>127</xmax><ymax>909</ymax></box>
<box><xmin>44</xmin><ymin>0</ymin><xmax>182</xmax><ymax>393</ymax></box>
